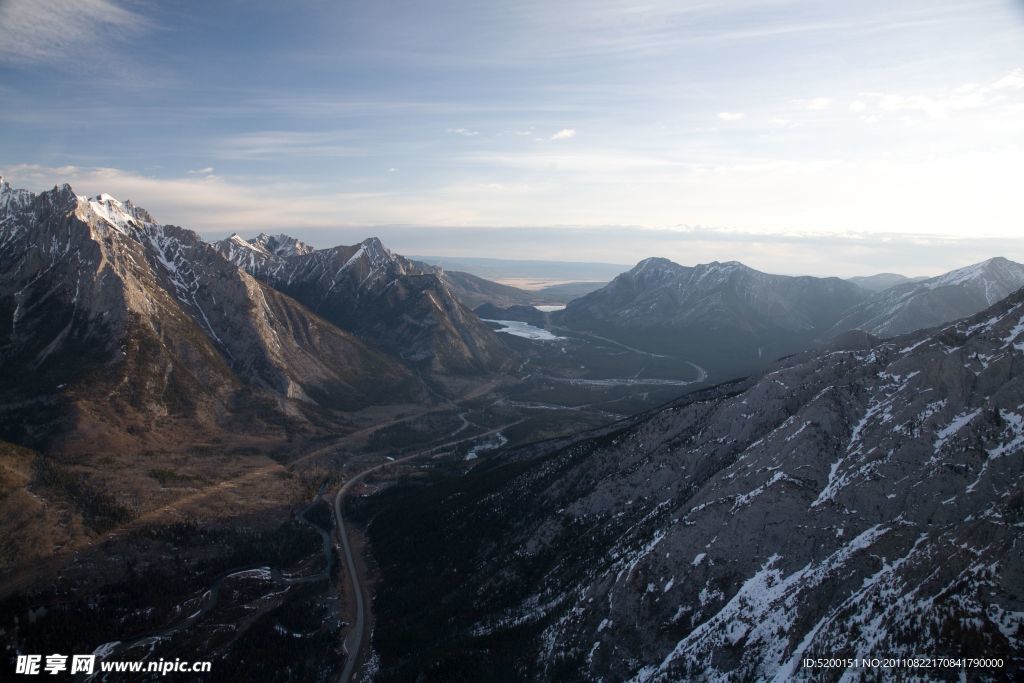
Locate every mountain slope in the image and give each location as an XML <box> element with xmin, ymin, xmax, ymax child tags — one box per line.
<box><xmin>0</xmin><ymin>179</ymin><xmax>416</xmax><ymax>453</ymax></box>
<box><xmin>439</xmin><ymin>270</ymin><xmax>607</xmax><ymax>308</ymax></box>
<box><xmin>533</xmin><ymin>280</ymin><xmax>607</xmax><ymax>303</ymax></box>
<box><xmin>439</xmin><ymin>269</ymin><xmax>537</xmax><ymax>309</ymax></box>
<box><xmin>215</xmin><ymin>235</ymin><xmax>508</xmax><ymax>374</ymax></box>
<box><xmin>831</xmin><ymin>257</ymin><xmax>1024</xmax><ymax>338</ymax></box>
<box><xmin>556</xmin><ymin>258</ymin><xmax>867</xmax><ymax>378</ymax></box>
<box><xmin>846</xmin><ymin>272</ymin><xmax>925</xmax><ymax>293</ymax></box>
<box><xmin>365</xmin><ymin>286</ymin><xmax>1024</xmax><ymax>681</ymax></box>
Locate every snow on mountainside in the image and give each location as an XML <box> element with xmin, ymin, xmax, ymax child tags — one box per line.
<box><xmin>215</xmin><ymin>232</ymin><xmax>318</xmax><ymax>271</ymax></box>
<box><xmin>830</xmin><ymin>257</ymin><xmax>1024</xmax><ymax>339</ymax></box>
<box><xmin>0</xmin><ymin>179</ymin><xmax>415</xmax><ymax>451</ymax></box>
<box><xmin>250</xmin><ymin>232</ymin><xmax>315</xmax><ymax>258</ymax></box>
<box><xmin>0</xmin><ymin>179</ymin><xmax>34</xmax><ymax>222</ymax></box>
<box><xmin>214</xmin><ymin>233</ymin><xmax>507</xmax><ymax>373</ymax></box>
<box><xmin>366</xmin><ymin>286</ymin><xmax>1024</xmax><ymax>681</ymax></box>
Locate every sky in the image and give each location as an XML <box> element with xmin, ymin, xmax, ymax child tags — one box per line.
<box><xmin>1</xmin><ymin>0</ymin><xmax>1023</xmax><ymax>276</ymax></box>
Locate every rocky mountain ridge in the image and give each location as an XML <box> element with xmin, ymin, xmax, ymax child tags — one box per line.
<box><xmin>830</xmin><ymin>257</ymin><xmax>1024</xmax><ymax>339</ymax></box>
<box><xmin>0</xmin><ymin>178</ymin><xmax>417</xmax><ymax>453</ymax></box>
<box><xmin>215</xmin><ymin>233</ymin><xmax>508</xmax><ymax>374</ymax></box>
<box><xmin>555</xmin><ymin>257</ymin><xmax>868</xmax><ymax>378</ymax></box>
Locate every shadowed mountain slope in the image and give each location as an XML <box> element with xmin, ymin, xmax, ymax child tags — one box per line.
<box><xmin>365</xmin><ymin>285</ymin><xmax>1024</xmax><ymax>681</ymax></box>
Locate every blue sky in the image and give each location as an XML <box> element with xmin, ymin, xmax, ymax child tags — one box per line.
<box><xmin>1</xmin><ymin>0</ymin><xmax>1023</xmax><ymax>276</ymax></box>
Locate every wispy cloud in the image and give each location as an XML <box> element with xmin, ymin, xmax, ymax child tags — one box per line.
<box><xmin>446</xmin><ymin>128</ymin><xmax>480</xmax><ymax>137</ymax></box>
<box><xmin>0</xmin><ymin>164</ymin><xmax>533</xmax><ymax>229</ymax></box>
<box><xmin>188</xmin><ymin>167</ymin><xmax>215</xmax><ymax>175</ymax></box>
<box><xmin>717</xmin><ymin>112</ymin><xmax>745</xmax><ymax>121</ymax></box>
<box><xmin>2</xmin><ymin>163</ymin><xmax>1022</xmax><ymax>277</ymax></box>
<box><xmin>0</xmin><ymin>0</ymin><xmax>148</xmax><ymax>65</ymax></box>
<box><xmin>216</xmin><ymin>131</ymin><xmax>364</xmax><ymax>160</ymax></box>
<box><xmin>798</xmin><ymin>97</ymin><xmax>833</xmax><ymax>111</ymax></box>
<box><xmin>992</xmin><ymin>68</ymin><xmax>1024</xmax><ymax>90</ymax></box>
<box><xmin>462</xmin><ymin>150</ymin><xmax>683</xmax><ymax>174</ymax></box>
<box><xmin>551</xmin><ymin>128</ymin><xmax>577</xmax><ymax>140</ymax></box>
<box><xmin>860</xmin><ymin>68</ymin><xmax>1024</xmax><ymax>120</ymax></box>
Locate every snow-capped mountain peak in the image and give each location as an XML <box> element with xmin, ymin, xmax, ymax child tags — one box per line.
<box><xmin>0</xmin><ymin>178</ymin><xmax>419</xmax><ymax>439</ymax></box>
<box><xmin>213</xmin><ymin>232</ymin><xmax>505</xmax><ymax>372</ymax></box>
<box><xmin>250</xmin><ymin>232</ymin><xmax>316</xmax><ymax>258</ymax></box>
<box><xmin>0</xmin><ymin>176</ymin><xmax>34</xmax><ymax>221</ymax></box>
<box><xmin>229</xmin><ymin>232</ymin><xmax>272</xmax><ymax>255</ymax></box>
<box><xmin>928</xmin><ymin>256</ymin><xmax>1018</xmax><ymax>295</ymax></box>
<box><xmin>77</xmin><ymin>190</ymin><xmax>156</xmax><ymax>235</ymax></box>
<box><xmin>830</xmin><ymin>256</ymin><xmax>1024</xmax><ymax>337</ymax></box>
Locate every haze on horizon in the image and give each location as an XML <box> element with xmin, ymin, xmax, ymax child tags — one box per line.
<box><xmin>1</xmin><ymin>0</ymin><xmax>1022</xmax><ymax>277</ymax></box>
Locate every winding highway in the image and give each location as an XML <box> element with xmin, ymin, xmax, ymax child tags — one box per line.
<box><xmin>332</xmin><ymin>420</ymin><xmax>523</xmax><ymax>682</ymax></box>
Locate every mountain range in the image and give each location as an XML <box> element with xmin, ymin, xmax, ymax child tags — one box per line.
<box><xmin>3</xmin><ymin>176</ymin><xmax>1023</xmax><ymax>680</ymax></box>
<box><xmin>845</xmin><ymin>272</ymin><xmax>926</xmax><ymax>292</ymax></box>
<box><xmin>535</xmin><ymin>255</ymin><xmax>1024</xmax><ymax>382</ymax></box>
<box><xmin>214</xmin><ymin>233</ymin><xmax>507</xmax><ymax>374</ymax></box>
<box><xmin>365</xmin><ymin>282</ymin><xmax>1024</xmax><ymax>681</ymax></box>
<box><xmin>0</xmin><ymin>180</ymin><xmax>432</xmax><ymax>455</ymax></box>
<box><xmin>554</xmin><ymin>258</ymin><xmax>868</xmax><ymax>377</ymax></box>
<box><xmin>5</xmin><ymin>178</ymin><xmax>1022</xmax><ymax>451</ymax></box>
<box><xmin>830</xmin><ymin>257</ymin><xmax>1024</xmax><ymax>338</ymax></box>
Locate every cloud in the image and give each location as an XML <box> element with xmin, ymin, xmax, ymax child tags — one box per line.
<box><xmin>991</xmin><ymin>68</ymin><xmax>1024</xmax><ymax>91</ymax></box>
<box><xmin>188</xmin><ymin>167</ymin><xmax>215</xmax><ymax>175</ymax></box>
<box><xmin>446</xmin><ymin>128</ymin><xmax>480</xmax><ymax>137</ymax></box>
<box><xmin>717</xmin><ymin>112</ymin><xmax>745</xmax><ymax>121</ymax></box>
<box><xmin>848</xmin><ymin>101</ymin><xmax>867</xmax><ymax>113</ymax></box>
<box><xmin>800</xmin><ymin>97</ymin><xmax>833</xmax><ymax>111</ymax></box>
<box><xmin>0</xmin><ymin>0</ymin><xmax>147</xmax><ymax>65</ymax></box>
<box><xmin>462</xmin><ymin>150</ymin><xmax>683</xmax><ymax>175</ymax></box>
<box><xmin>860</xmin><ymin>68</ymin><xmax>1024</xmax><ymax>121</ymax></box>
<box><xmin>550</xmin><ymin>128</ymin><xmax>577</xmax><ymax>140</ymax></box>
<box><xmin>216</xmin><ymin>131</ymin><xmax>363</xmax><ymax>160</ymax></box>
<box><xmin>0</xmin><ymin>163</ymin><xmax>544</xmax><ymax>229</ymax></box>
<box><xmin>2</xmin><ymin>163</ymin><xmax>1022</xmax><ymax>278</ymax></box>
<box><xmin>0</xmin><ymin>164</ymin><xmax>392</xmax><ymax>229</ymax></box>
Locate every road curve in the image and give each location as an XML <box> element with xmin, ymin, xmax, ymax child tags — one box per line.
<box><xmin>332</xmin><ymin>446</ymin><xmax>443</xmax><ymax>682</ymax></box>
<box><xmin>332</xmin><ymin>420</ymin><xmax>522</xmax><ymax>682</ymax></box>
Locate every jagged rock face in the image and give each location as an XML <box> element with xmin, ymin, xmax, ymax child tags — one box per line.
<box><xmin>556</xmin><ymin>258</ymin><xmax>868</xmax><ymax>378</ymax></box>
<box><xmin>0</xmin><ymin>179</ymin><xmax>414</xmax><ymax>450</ymax></box>
<box><xmin>215</xmin><ymin>234</ymin><xmax>507</xmax><ymax>374</ymax></box>
<box><xmin>368</xmin><ymin>288</ymin><xmax>1024</xmax><ymax>681</ymax></box>
<box><xmin>831</xmin><ymin>257</ymin><xmax>1024</xmax><ymax>338</ymax></box>
<box><xmin>250</xmin><ymin>232</ymin><xmax>316</xmax><ymax>258</ymax></box>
